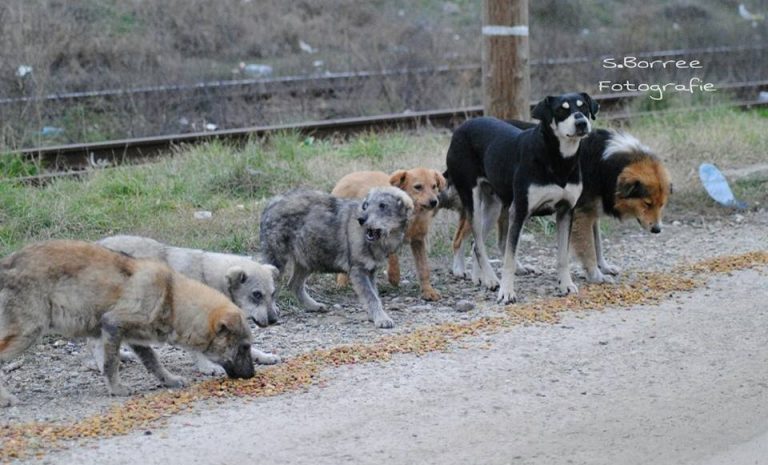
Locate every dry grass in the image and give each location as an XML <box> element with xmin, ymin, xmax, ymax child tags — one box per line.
<box><xmin>1</xmin><ymin>0</ymin><xmax>766</xmax><ymax>147</ymax></box>
<box><xmin>1</xmin><ymin>251</ymin><xmax>766</xmax><ymax>461</ymax></box>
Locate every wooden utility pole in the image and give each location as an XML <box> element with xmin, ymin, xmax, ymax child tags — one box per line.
<box><xmin>482</xmin><ymin>0</ymin><xmax>531</xmax><ymax>120</ymax></box>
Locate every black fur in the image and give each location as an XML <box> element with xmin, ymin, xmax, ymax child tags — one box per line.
<box><xmin>444</xmin><ymin>92</ymin><xmax>597</xmax><ymax>301</ymax></box>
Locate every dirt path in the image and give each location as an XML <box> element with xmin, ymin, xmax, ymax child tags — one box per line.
<box><xmin>22</xmin><ymin>266</ymin><xmax>768</xmax><ymax>465</ymax></box>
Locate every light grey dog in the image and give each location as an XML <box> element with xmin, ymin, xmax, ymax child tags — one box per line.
<box><xmin>259</xmin><ymin>187</ymin><xmax>413</xmax><ymax>329</ymax></box>
<box><xmin>92</xmin><ymin>235</ymin><xmax>281</xmax><ymax>375</ymax></box>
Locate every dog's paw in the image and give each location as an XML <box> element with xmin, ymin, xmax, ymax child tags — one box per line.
<box><xmin>195</xmin><ymin>359</ymin><xmax>226</xmax><ymax>376</ymax></box>
<box><xmin>0</xmin><ymin>394</ymin><xmax>19</xmax><ymax>407</ymax></box>
<box><xmin>451</xmin><ymin>259</ymin><xmax>469</xmax><ymax>279</ymax></box>
<box><xmin>472</xmin><ymin>272</ymin><xmax>500</xmax><ymax>291</ymax></box>
<box><xmin>254</xmin><ymin>351</ymin><xmax>281</xmax><ymax>365</ymax></box>
<box><xmin>162</xmin><ymin>374</ymin><xmax>187</xmax><ymax>388</ymax></box>
<box><xmin>497</xmin><ymin>287</ymin><xmax>518</xmax><ymax>305</ymax></box>
<box><xmin>452</xmin><ymin>270</ymin><xmax>471</xmax><ymax>280</ymax></box>
<box><xmin>482</xmin><ymin>277</ymin><xmax>500</xmax><ymax>291</ymax></box>
<box><xmin>599</xmin><ymin>262</ymin><xmax>621</xmax><ymax>276</ymax></box>
<box><xmin>421</xmin><ymin>287</ymin><xmax>441</xmax><ymax>301</ymax></box>
<box><xmin>558</xmin><ymin>281</ymin><xmax>579</xmax><ymax>296</ymax></box>
<box><xmin>82</xmin><ymin>356</ymin><xmax>101</xmax><ymax>373</ymax></box>
<box><xmin>586</xmin><ymin>270</ymin><xmax>614</xmax><ymax>284</ymax></box>
<box><xmin>305</xmin><ymin>303</ymin><xmax>328</xmax><ymax>313</ymax></box>
<box><xmin>108</xmin><ymin>383</ymin><xmax>132</xmax><ymax>397</ymax></box>
<box><xmin>515</xmin><ymin>263</ymin><xmax>539</xmax><ymax>276</ymax></box>
<box><xmin>119</xmin><ymin>347</ymin><xmax>138</xmax><ymax>363</ymax></box>
<box><xmin>374</xmin><ymin>316</ymin><xmax>395</xmax><ymax>329</ymax></box>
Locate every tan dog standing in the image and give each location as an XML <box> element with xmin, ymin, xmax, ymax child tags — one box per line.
<box><xmin>332</xmin><ymin>168</ymin><xmax>446</xmax><ymax>301</ymax></box>
<box><xmin>0</xmin><ymin>240</ymin><xmax>255</xmax><ymax>406</ymax></box>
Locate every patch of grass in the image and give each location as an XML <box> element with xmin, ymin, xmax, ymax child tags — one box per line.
<box><xmin>628</xmin><ymin>108</ymin><xmax>768</xmax><ymax>210</ymax></box>
<box><xmin>0</xmin><ymin>110</ymin><xmax>764</xmax><ymax>257</ymax></box>
<box><xmin>0</xmin><ymin>154</ymin><xmax>38</xmax><ymax>178</ymax></box>
<box><xmin>339</xmin><ymin>132</ymin><xmax>412</xmax><ymax>161</ymax></box>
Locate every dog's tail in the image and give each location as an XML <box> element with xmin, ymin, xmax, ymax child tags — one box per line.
<box><xmin>437</xmin><ymin>170</ymin><xmax>462</xmax><ymax>213</ymax></box>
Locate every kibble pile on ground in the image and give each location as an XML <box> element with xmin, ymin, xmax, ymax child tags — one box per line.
<box><xmin>1</xmin><ymin>209</ymin><xmax>767</xmax><ymax>461</ymax></box>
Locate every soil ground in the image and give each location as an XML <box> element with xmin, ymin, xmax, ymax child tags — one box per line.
<box><xmin>3</xmin><ymin>207</ymin><xmax>768</xmax><ymax>464</ymax></box>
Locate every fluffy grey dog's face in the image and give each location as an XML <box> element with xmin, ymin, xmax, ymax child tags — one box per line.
<box><xmin>226</xmin><ymin>264</ymin><xmax>280</xmax><ymax>327</ymax></box>
<box><xmin>357</xmin><ymin>187</ymin><xmax>414</xmax><ymax>242</ymax></box>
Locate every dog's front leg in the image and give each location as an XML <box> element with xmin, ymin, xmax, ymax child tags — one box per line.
<box><xmin>130</xmin><ymin>344</ymin><xmax>187</xmax><ymax>388</ymax></box>
<box><xmin>593</xmin><ymin>219</ymin><xmax>620</xmax><ymax>276</ymax></box>
<box><xmin>411</xmin><ymin>239</ymin><xmax>440</xmax><ymax>301</ymax></box>
<box><xmin>349</xmin><ymin>268</ymin><xmax>393</xmax><ymax>329</ymax></box>
<box><xmin>191</xmin><ymin>352</ymin><xmax>227</xmax><ymax>376</ymax></box>
<box><xmin>100</xmin><ymin>313</ymin><xmax>131</xmax><ymax>396</ymax></box>
<box><xmin>556</xmin><ymin>207</ymin><xmax>578</xmax><ymax>295</ymax></box>
<box><xmin>498</xmin><ymin>203</ymin><xmax>527</xmax><ymax>304</ymax></box>
<box><xmin>251</xmin><ymin>347</ymin><xmax>281</xmax><ymax>365</ymax></box>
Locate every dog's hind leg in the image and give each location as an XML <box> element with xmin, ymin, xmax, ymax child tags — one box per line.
<box><xmin>594</xmin><ymin>219</ymin><xmax>621</xmax><ymax>276</ymax></box>
<box><xmin>336</xmin><ymin>273</ymin><xmax>350</xmax><ymax>287</ymax></box>
<box><xmin>412</xmin><ymin>239</ymin><xmax>440</xmax><ymax>301</ymax></box>
<box><xmin>470</xmin><ymin>185</ymin><xmax>500</xmax><ymax>290</ymax></box>
<box><xmin>85</xmin><ymin>337</ymin><xmax>138</xmax><ymax>373</ymax></box>
<box><xmin>387</xmin><ymin>253</ymin><xmax>401</xmax><ymax>286</ymax></box>
<box><xmin>349</xmin><ymin>268</ymin><xmax>393</xmax><ymax>329</ymax></box>
<box><xmin>497</xmin><ymin>202</ymin><xmax>527</xmax><ymax>304</ymax></box>
<box><xmin>555</xmin><ymin>207</ymin><xmax>578</xmax><ymax>296</ymax></box>
<box><xmin>130</xmin><ymin>344</ymin><xmax>187</xmax><ymax>388</ymax></box>
<box><xmin>288</xmin><ymin>266</ymin><xmax>327</xmax><ymax>312</ymax></box>
<box><xmin>451</xmin><ymin>212</ymin><xmax>472</xmax><ymax>279</ymax></box>
<box><xmin>99</xmin><ymin>313</ymin><xmax>131</xmax><ymax>396</ymax></box>
<box><xmin>0</xmin><ymin>326</ymin><xmax>43</xmax><ymax>407</ymax></box>
<box><xmin>571</xmin><ymin>208</ymin><xmax>609</xmax><ymax>283</ymax></box>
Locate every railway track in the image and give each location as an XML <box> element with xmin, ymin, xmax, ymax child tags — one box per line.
<box><xmin>5</xmin><ymin>80</ymin><xmax>768</xmax><ymax>185</ymax></box>
<box><xmin>2</xmin><ymin>43</ymin><xmax>765</xmax><ymax>107</ymax></box>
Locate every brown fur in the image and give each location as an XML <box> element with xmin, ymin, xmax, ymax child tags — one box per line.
<box><xmin>613</xmin><ymin>158</ymin><xmax>671</xmax><ymax>230</ymax></box>
<box><xmin>0</xmin><ymin>240</ymin><xmax>254</xmax><ymax>406</ymax></box>
<box><xmin>332</xmin><ymin>168</ymin><xmax>446</xmax><ymax>301</ymax></box>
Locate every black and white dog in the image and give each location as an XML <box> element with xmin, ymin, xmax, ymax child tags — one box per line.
<box><xmin>444</xmin><ymin>93</ymin><xmax>598</xmax><ymax>304</ymax></box>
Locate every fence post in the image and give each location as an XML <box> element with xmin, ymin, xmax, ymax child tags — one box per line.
<box><xmin>482</xmin><ymin>0</ymin><xmax>531</xmax><ymax>120</ymax></box>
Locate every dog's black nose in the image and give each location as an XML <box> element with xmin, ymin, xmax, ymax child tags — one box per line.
<box><xmin>357</xmin><ymin>215</ymin><xmax>367</xmax><ymax>225</ymax></box>
<box><xmin>429</xmin><ymin>198</ymin><xmax>438</xmax><ymax>208</ymax></box>
<box><xmin>574</xmin><ymin>118</ymin><xmax>587</xmax><ymax>131</ymax></box>
<box><xmin>650</xmin><ymin>224</ymin><xmax>661</xmax><ymax>234</ymax></box>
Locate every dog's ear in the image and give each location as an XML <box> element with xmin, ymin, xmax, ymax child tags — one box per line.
<box><xmin>226</xmin><ymin>266</ymin><xmax>247</xmax><ymax>289</ymax></box>
<box><xmin>434</xmin><ymin>170</ymin><xmax>447</xmax><ymax>191</ymax></box>
<box><xmin>579</xmin><ymin>92</ymin><xmax>599</xmax><ymax>120</ymax></box>
<box><xmin>617</xmin><ymin>180</ymin><xmax>649</xmax><ymax>199</ymax></box>
<box><xmin>531</xmin><ymin>96</ymin><xmax>553</xmax><ymax>123</ymax></box>
<box><xmin>263</xmin><ymin>264</ymin><xmax>280</xmax><ymax>281</ymax></box>
<box><xmin>389</xmin><ymin>170</ymin><xmax>408</xmax><ymax>188</ymax></box>
<box><xmin>215</xmin><ymin>309</ymin><xmax>242</xmax><ymax>336</ymax></box>
<box><xmin>397</xmin><ymin>195</ymin><xmax>414</xmax><ymax>217</ymax></box>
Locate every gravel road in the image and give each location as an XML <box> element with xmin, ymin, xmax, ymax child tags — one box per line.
<box><xmin>21</xmin><ymin>266</ymin><xmax>768</xmax><ymax>465</ymax></box>
<box><xmin>3</xmin><ymin>208</ymin><xmax>768</xmax><ymax>464</ymax></box>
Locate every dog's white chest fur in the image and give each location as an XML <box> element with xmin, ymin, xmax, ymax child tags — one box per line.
<box><xmin>527</xmin><ymin>183</ymin><xmax>582</xmax><ymax>212</ymax></box>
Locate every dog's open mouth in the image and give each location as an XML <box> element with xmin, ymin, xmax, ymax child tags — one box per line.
<box><xmin>365</xmin><ymin>228</ymin><xmax>383</xmax><ymax>242</ymax></box>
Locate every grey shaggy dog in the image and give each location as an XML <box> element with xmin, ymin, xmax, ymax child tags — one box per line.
<box><xmin>259</xmin><ymin>187</ymin><xmax>413</xmax><ymax>329</ymax></box>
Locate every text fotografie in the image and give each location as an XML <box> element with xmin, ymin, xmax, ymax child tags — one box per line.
<box><xmin>599</xmin><ymin>56</ymin><xmax>716</xmax><ymax>100</ymax></box>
